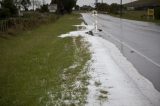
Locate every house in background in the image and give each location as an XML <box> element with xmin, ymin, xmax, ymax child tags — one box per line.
<box><xmin>48</xmin><ymin>4</ymin><xmax>57</xmax><ymax>13</ymax></box>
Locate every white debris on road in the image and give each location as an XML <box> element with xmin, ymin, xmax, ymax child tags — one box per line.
<box><xmin>59</xmin><ymin>24</ymin><xmax>160</xmax><ymax>106</ymax></box>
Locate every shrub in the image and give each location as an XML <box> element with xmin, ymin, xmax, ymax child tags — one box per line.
<box><xmin>0</xmin><ymin>0</ymin><xmax>18</xmax><ymax>18</ymax></box>
<box><xmin>155</xmin><ymin>7</ymin><xmax>160</xmax><ymax>19</ymax></box>
<box><xmin>0</xmin><ymin>8</ymin><xmax>11</xmax><ymax>19</ymax></box>
<box><xmin>40</xmin><ymin>4</ymin><xmax>49</xmax><ymax>13</ymax></box>
<box><xmin>0</xmin><ymin>13</ymin><xmax>60</xmax><ymax>35</ymax></box>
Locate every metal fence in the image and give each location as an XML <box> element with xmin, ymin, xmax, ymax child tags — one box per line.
<box><xmin>0</xmin><ymin>20</ymin><xmax>9</xmax><ymax>32</ymax></box>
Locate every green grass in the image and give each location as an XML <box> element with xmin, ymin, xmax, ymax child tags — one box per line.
<box><xmin>129</xmin><ymin>0</ymin><xmax>160</xmax><ymax>5</ymax></box>
<box><xmin>110</xmin><ymin>10</ymin><xmax>160</xmax><ymax>24</ymax></box>
<box><xmin>0</xmin><ymin>14</ymin><xmax>91</xmax><ymax>106</ymax></box>
<box><xmin>122</xmin><ymin>11</ymin><xmax>147</xmax><ymax>20</ymax></box>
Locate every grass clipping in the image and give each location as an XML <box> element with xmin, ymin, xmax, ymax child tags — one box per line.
<box><xmin>40</xmin><ymin>36</ymin><xmax>91</xmax><ymax>106</ymax></box>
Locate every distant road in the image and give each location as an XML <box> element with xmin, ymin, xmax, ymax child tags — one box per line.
<box><xmin>82</xmin><ymin>13</ymin><xmax>160</xmax><ymax>91</ymax></box>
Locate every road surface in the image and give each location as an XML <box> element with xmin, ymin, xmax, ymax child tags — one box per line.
<box><xmin>82</xmin><ymin>13</ymin><xmax>160</xmax><ymax>91</ymax></box>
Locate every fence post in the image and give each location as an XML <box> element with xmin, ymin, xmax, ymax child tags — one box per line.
<box><xmin>4</xmin><ymin>20</ymin><xmax>6</xmax><ymax>31</ymax></box>
<box><xmin>0</xmin><ymin>21</ymin><xmax>2</xmax><ymax>32</ymax></box>
<box><xmin>2</xmin><ymin>21</ymin><xmax>3</xmax><ymax>32</ymax></box>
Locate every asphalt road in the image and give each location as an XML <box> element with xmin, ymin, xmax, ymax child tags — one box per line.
<box><xmin>82</xmin><ymin>13</ymin><xmax>160</xmax><ymax>91</ymax></box>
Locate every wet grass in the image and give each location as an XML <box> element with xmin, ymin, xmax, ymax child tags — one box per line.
<box><xmin>109</xmin><ymin>10</ymin><xmax>160</xmax><ymax>24</ymax></box>
<box><xmin>0</xmin><ymin>14</ymin><xmax>91</xmax><ymax>106</ymax></box>
<box><xmin>100</xmin><ymin>90</ymin><xmax>108</xmax><ymax>94</ymax></box>
<box><xmin>95</xmin><ymin>81</ymin><xmax>102</xmax><ymax>87</ymax></box>
<box><xmin>98</xmin><ymin>89</ymin><xmax>108</xmax><ymax>101</ymax></box>
<box><xmin>98</xmin><ymin>95</ymin><xmax>108</xmax><ymax>100</ymax></box>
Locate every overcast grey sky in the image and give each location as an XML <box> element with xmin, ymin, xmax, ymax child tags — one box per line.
<box><xmin>45</xmin><ymin>0</ymin><xmax>136</xmax><ymax>6</ymax></box>
<box><xmin>77</xmin><ymin>0</ymin><xmax>136</xmax><ymax>6</ymax></box>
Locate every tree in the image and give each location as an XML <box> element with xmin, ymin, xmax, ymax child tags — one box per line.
<box><xmin>0</xmin><ymin>0</ymin><xmax>18</xmax><ymax>18</ymax></box>
<box><xmin>75</xmin><ymin>5</ymin><xmax>80</xmax><ymax>11</ymax></box>
<box><xmin>51</xmin><ymin>0</ymin><xmax>64</xmax><ymax>14</ymax></box>
<box><xmin>155</xmin><ymin>7</ymin><xmax>160</xmax><ymax>19</ymax></box>
<box><xmin>34</xmin><ymin>0</ymin><xmax>41</xmax><ymax>9</ymax></box>
<box><xmin>110</xmin><ymin>3</ymin><xmax>120</xmax><ymax>14</ymax></box>
<box><xmin>51</xmin><ymin>0</ymin><xmax>56</xmax><ymax>4</ymax></box>
<box><xmin>62</xmin><ymin>0</ymin><xmax>76</xmax><ymax>13</ymax></box>
<box><xmin>40</xmin><ymin>4</ymin><xmax>49</xmax><ymax>12</ymax></box>
<box><xmin>95</xmin><ymin>3</ymin><xmax>110</xmax><ymax>12</ymax></box>
<box><xmin>21</xmin><ymin>0</ymin><xmax>31</xmax><ymax>11</ymax></box>
<box><xmin>95</xmin><ymin>3</ymin><xmax>121</xmax><ymax>14</ymax></box>
<box><xmin>51</xmin><ymin>0</ymin><xmax>77</xmax><ymax>14</ymax></box>
<box><xmin>80</xmin><ymin>5</ymin><xmax>93</xmax><ymax>11</ymax></box>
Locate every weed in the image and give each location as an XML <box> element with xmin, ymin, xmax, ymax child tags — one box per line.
<box><xmin>95</xmin><ymin>81</ymin><xmax>102</xmax><ymax>87</ymax></box>
<box><xmin>100</xmin><ymin>89</ymin><xmax>108</xmax><ymax>94</ymax></box>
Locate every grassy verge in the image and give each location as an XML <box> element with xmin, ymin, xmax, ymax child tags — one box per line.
<box><xmin>109</xmin><ymin>10</ymin><xmax>160</xmax><ymax>24</ymax></box>
<box><xmin>0</xmin><ymin>13</ymin><xmax>59</xmax><ymax>36</ymax></box>
<box><xmin>0</xmin><ymin>14</ymin><xmax>91</xmax><ymax>106</ymax></box>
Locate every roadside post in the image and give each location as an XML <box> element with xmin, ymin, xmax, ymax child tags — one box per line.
<box><xmin>120</xmin><ymin>0</ymin><xmax>124</xmax><ymax>54</ymax></box>
<box><xmin>92</xmin><ymin>10</ymin><xmax>98</xmax><ymax>33</ymax></box>
<box><xmin>147</xmin><ymin>9</ymin><xmax>155</xmax><ymax>20</ymax></box>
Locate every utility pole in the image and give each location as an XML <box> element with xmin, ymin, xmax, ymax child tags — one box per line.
<box><xmin>33</xmin><ymin>0</ymin><xmax>35</xmax><ymax>11</ymax></box>
<box><xmin>95</xmin><ymin>0</ymin><xmax>98</xmax><ymax>4</ymax></box>
<box><xmin>42</xmin><ymin>0</ymin><xmax>45</xmax><ymax>5</ymax></box>
<box><xmin>120</xmin><ymin>0</ymin><xmax>122</xmax><ymax>17</ymax></box>
<box><xmin>120</xmin><ymin>0</ymin><xmax>124</xmax><ymax>53</ymax></box>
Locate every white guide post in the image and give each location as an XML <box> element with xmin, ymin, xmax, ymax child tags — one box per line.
<box><xmin>92</xmin><ymin>10</ymin><xmax>98</xmax><ymax>33</ymax></box>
